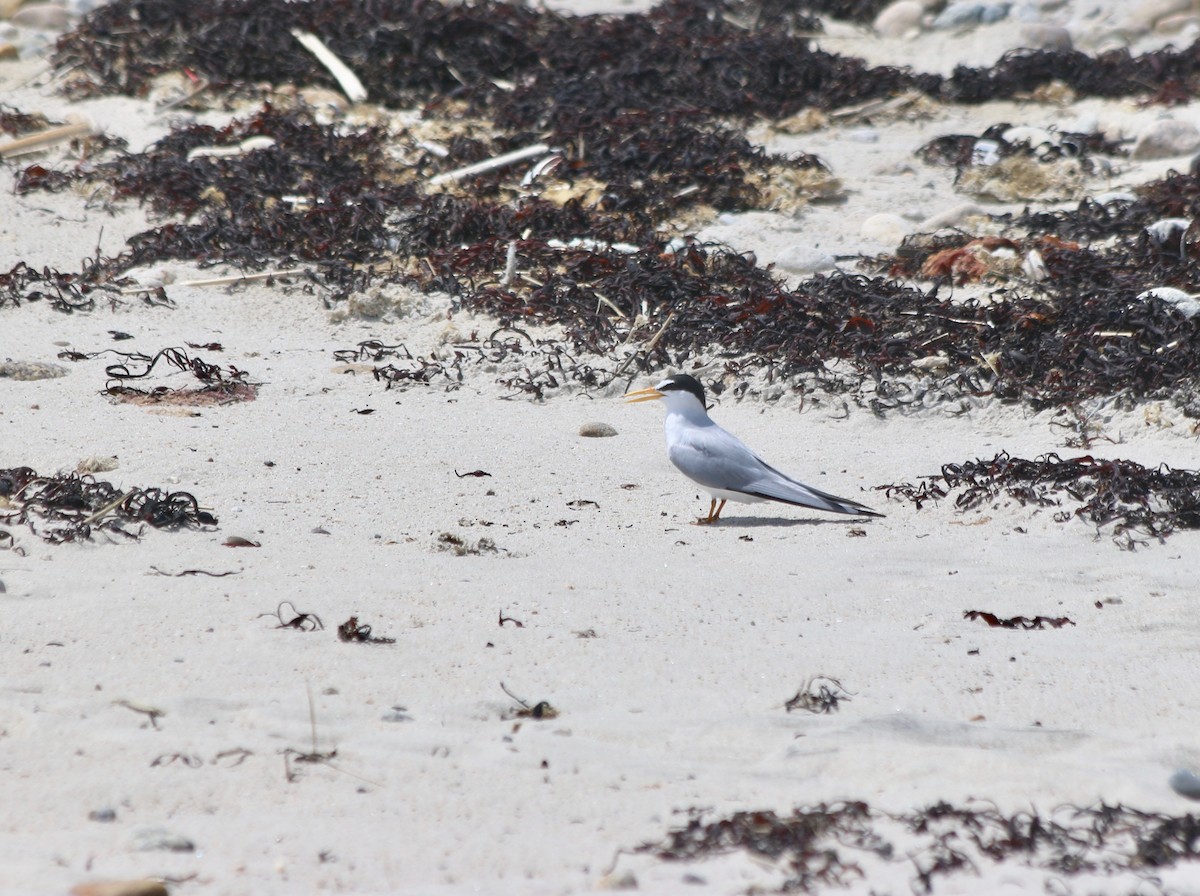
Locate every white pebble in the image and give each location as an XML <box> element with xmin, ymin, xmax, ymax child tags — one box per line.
<box><xmin>1169</xmin><ymin>768</ymin><xmax>1200</xmax><ymax>799</ymax></box>
<box><xmin>11</xmin><ymin>3</ymin><xmax>71</xmax><ymax>29</ymax></box>
<box><xmin>860</xmin><ymin>213</ymin><xmax>909</xmax><ymax>246</ymax></box>
<box><xmin>1019</xmin><ymin>23</ymin><xmax>1072</xmax><ymax>50</ymax></box>
<box><xmin>873</xmin><ymin>0</ymin><xmax>925</xmax><ymax>37</ymax></box>
<box><xmin>1131</xmin><ymin>119</ymin><xmax>1200</xmax><ymax>160</ymax></box>
<box><xmin>774</xmin><ymin>247</ymin><xmax>836</xmax><ymax>275</ymax></box>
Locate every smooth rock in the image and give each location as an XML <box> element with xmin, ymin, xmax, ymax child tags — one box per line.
<box><xmin>774</xmin><ymin>247</ymin><xmax>836</xmax><ymax>275</ymax></box>
<box><xmin>932</xmin><ymin>1</ymin><xmax>1011</xmax><ymax>29</ymax></box>
<box><xmin>579</xmin><ymin>422</ymin><xmax>617</xmax><ymax>438</ymax></box>
<box><xmin>1130</xmin><ymin>119</ymin><xmax>1200</xmax><ymax>160</ymax></box>
<box><xmin>87</xmin><ymin>806</ymin><xmax>117</xmax><ymax>822</ymax></box>
<box><xmin>1019</xmin><ymin>23</ymin><xmax>1072</xmax><ymax>49</ymax></box>
<box><xmin>873</xmin><ymin>0</ymin><xmax>924</xmax><ymax>37</ymax></box>
<box><xmin>11</xmin><ymin>3</ymin><xmax>70</xmax><ymax>29</ymax></box>
<box><xmin>860</xmin><ymin>213</ymin><xmax>909</xmax><ymax>246</ymax></box>
<box><xmin>1169</xmin><ymin>768</ymin><xmax>1200</xmax><ymax>799</ymax></box>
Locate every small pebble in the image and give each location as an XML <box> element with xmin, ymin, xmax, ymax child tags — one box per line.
<box><xmin>774</xmin><ymin>246</ymin><xmax>836</xmax><ymax>275</ymax></box>
<box><xmin>874</xmin><ymin>0</ymin><xmax>925</xmax><ymax>38</ymax></box>
<box><xmin>860</xmin><ymin>212</ymin><xmax>909</xmax><ymax>246</ymax></box>
<box><xmin>11</xmin><ymin>2</ymin><xmax>71</xmax><ymax>29</ymax></box>
<box><xmin>1169</xmin><ymin>768</ymin><xmax>1200</xmax><ymax>799</ymax></box>
<box><xmin>88</xmin><ymin>807</ymin><xmax>117</xmax><ymax>822</ymax></box>
<box><xmin>1131</xmin><ymin>119</ymin><xmax>1200</xmax><ymax>161</ymax></box>
<box><xmin>579</xmin><ymin>422</ymin><xmax>618</xmax><ymax>438</ymax></box>
<box><xmin>932</xmin><ymin>0</ymin><xmax>1011</xmax><ymax>29</ymax></box>
<box><xmin>1019</xmin><ymin>23</ymin><xmax>1072</xmax><ymax>50</ymax></box>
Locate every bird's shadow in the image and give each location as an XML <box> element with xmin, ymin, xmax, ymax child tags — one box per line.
<box><xmin>703</xmin><ymin>515</ymin><xmax>875</xmax><ymax>529</ymax></box>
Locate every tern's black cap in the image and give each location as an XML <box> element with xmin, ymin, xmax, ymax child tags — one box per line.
<box><xmin>657</xmin><ymin>374</ymin><xmax>705</xmax><ymax>405</ymax></box>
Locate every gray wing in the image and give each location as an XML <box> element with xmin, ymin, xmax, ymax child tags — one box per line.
<box><xmin>668</xmin><ymin>422</ymin><xmax>882</xmax><ymax>517</ymax></box>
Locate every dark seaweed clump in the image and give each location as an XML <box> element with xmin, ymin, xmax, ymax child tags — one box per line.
<box><xmin>881</xmin><ymin>452</ymin><xmax>1200</xmax><ymax>548</ymax></box>
<box><xmin>0</xmin><ymin>467</ymin><xmax>217</xmax><ymax>545</ymax></box>
<box><xmin>50</xmin><ymin>0</ymin><xmax>1200</xmax><ymax>116</ymax></box>
<box><xmin>641</xmin><ymin>801</ymin><xmax>1200</xmax><ymax>893</ymax></box>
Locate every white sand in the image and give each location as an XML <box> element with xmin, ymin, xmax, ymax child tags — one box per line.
<box><xmin>3</xmin><ymin>4</ymin><xmax>1200</xmax><ymax>894</ymax></box>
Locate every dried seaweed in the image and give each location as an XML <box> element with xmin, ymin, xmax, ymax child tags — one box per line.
<box><xmin>640</xmin><ymin>801</ymin><xmax>1200</xmax><ymax>893</ymax></box>
<box><xmin>963</xmin><ymin>610</ymin><xmax>1075</xmax><ymax>630</ymax></box>
<box><xmin>882</xmin><ymin>452</ymin><xmax>1200</xmax><ymax>547</ymax></box>
<box><xmin>103</xmin><ymin>346</ymin><xmax>258</xmax><ymax>404</ymax></box>
<box><xmin>0</xmin><ymin>466</ymin><xmax>216</xmax><ymax>544</ymax></box>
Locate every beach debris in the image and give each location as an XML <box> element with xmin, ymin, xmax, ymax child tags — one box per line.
<box><xmin>260</xmin><ymin>601</ymin><xmax>324</xmax><ymax>631</ymax></box>
<box><xmin>785</xmin><ymin>676</ymin><xmax>852</xmax><ymax>714</ymax></box>
<box><xmin>638</xmin><ymin>800</ymin><xmax>1200</xmax><ymax>892</ymax></box>
<box><xmin>223</xmin><ymin>536</ymin><xmax>260</xmax><ymax>547</ymax></box>
<box><xmin>290</xmin><ymin>29</ymin><xmax>366</xmax><ymax>103</ymax></box>
<box><xmin>0</xmin><ymin>118</ymin><xmax>92</xmax><ymax>158</ymax></box>
<box><xmin>131</xmin><ymin>826</ymin><xmax>194</xmax><ymax>853</ymax></box>
<box><xmin>150</xmin><ymin>753</ymin><xmax>203</xmax><ymax>768</ymax></box>
<box><xmin>881</xmin><ymin>453</ymin><xmax>1200</xmax><ymax>548</ymax></box>
<box><xmin>579</xmin><ymin>422</ymin><xmax>618</xmax><ymax>437</ymax></box>
<box><xmin>963</xmin><ymin>610</ymin><xmax>1075</xmax><ymax>630</ymax></box>
<box><xmin>0</xmin><ymin>467</ymin><xmax>216</xmax><ymax>543</ymax></box>
<box><xmin>498</xmin><ymin>611</ymin><xmax>524</xmax><ymax>628</ymax></box>
<box><xmin>70</xmin><ymin>880</ymin><xmax>169</xmax><ymax>896</ymax></box>
<box><xmin>499</xmin><ymin>681</ymin><xmax>557</xmax><ymax>720</ymax></box>
<box><xmin>77</xmin><ymin>455</ymin><xmax>119</xmax><ymax>473</ymax></box>
<box><xmin>112</xmin><ymin>699</ymin><xmax>165</xmax><ymax>729</ymax></box>
<box><xmin>336</xmin><ymin>616</ymin><xmax>395</xmax><ymax>645</ymax></box>
<box><xmin>104</xmin><ymin>347</ymin><xmax>258</xmax><ymax>406</ymax></box>
<box><xmin>146</xmin><ymin>568</ymin><xmax>237</xmax><ymax>582</ymax></box>
<box><xmin>454</xmin><ymin>469</ymin><xmax>492</xmax><ymax>478</ymax></box>
<box><xmin>435</xmin><ymin>532</ymin><xmax>499</xmax><ymax>555</ymax></box>
<box><xmin>283</xmin><ymin>684</ymin><xmax>339</xmax><ymax>781</ymax></box>
<box><xmin>88</xmin><ymin>807</ymin><xmax>117</xmax><ymax>823</ymax></box>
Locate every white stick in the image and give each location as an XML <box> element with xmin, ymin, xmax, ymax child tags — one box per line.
<box><xmin>291</xmin><ymin>29</ymin><xmax>368</xmax><ymax>103</ymax></box>
<box><xmin>429</xmin><ymin>143</ymin><xmax>550</xmax><ymax>186</ymax></box>
<box><xmin>119</xmin><ymin>268</ymin><xmax>308</xmax><ymax>294</ymax></box>
<box><xmin>0</xmin><ymin>121</ymin><xmax>93</xmax><ymax>159</ymax></box>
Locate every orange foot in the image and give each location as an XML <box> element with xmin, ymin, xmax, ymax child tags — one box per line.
<box><xmin>693</xmin><ymin>498</ymin><xmax>726</xmax><ymax>526</ymax></box>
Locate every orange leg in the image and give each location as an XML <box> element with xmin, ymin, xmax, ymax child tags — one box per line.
<box><xmin>694</xmin><ymin>498</ymin><xmax>726</xmax><ymax>525</ymax></box>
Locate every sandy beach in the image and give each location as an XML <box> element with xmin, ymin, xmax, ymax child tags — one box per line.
<box><xmin>3</xmin><ymin>1</ymin><xmax>1200</xmax><ymax>893</ymax></box>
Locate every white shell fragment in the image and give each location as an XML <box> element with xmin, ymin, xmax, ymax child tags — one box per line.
<box><xmin>187</xmin><ymin>136</ymin><xmax>276</xmax><ymax>161</ymax></box>
<box><xmin>1138</xmin><ymin>287</ymin><xmax>1200</xmax><ymax>318</ymax></box>
<box><xmin>290</xmin><ymin>29</ymin><xmax>367</xmax><ymax>103</ymax></box>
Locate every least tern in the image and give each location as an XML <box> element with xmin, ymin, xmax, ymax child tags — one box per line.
<box><xmin>626</xmin><ymin>374</ymin><xmax>882</xmax><ymax>524</ymax></box>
